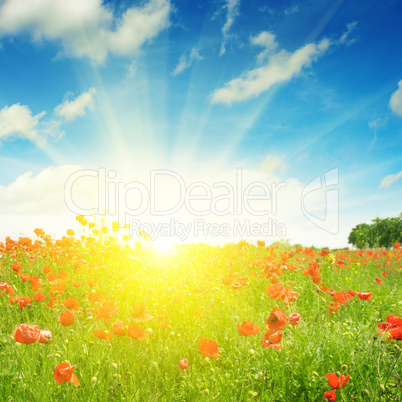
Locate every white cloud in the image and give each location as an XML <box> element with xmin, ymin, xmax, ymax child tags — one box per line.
<box><xmin>55</xmin><ymin>88</ymin><xmax>96</xmax><ymax>121</ymax></box>
<box><xmin>211</xmin><ymin>34</ymin><xmax>330</xmax><ymax>104</ymax></box>
<box><xmin>390</xmin><ymin>80</ymin><xmax>402</xmax><ymax>116</ymax></box>
<box><xmin>0</xmin><ymin>88</ymin><xmax>95</xmax><ymax>146</ymax></box>
<box><xmin>0</xmin><ymin>0</ymin><xmax>170</xmax><ymax>62</ymax></box>
<box><xmin>250</xmin><ymin>31</ymin><xmax>278</xmax><ymax>64</ymax></box>
<box><xmin>0</xmin><ymin>164</ymin><xmax>349</xmax><ymax>248</ymax></box>
<box><xmin>220</xmin><ymin>0</ymin><xmax>240</xmax><ymax>56</ymax></box>
<box><xmin>0</xmin><ymin>103</ymin><xmax>46</xmax><ymax>144</ymax></box>
<box><xmin>380</xmin><ymin>171</ymin><xmax>402</xmax><ymax>188</ymax></box>
<box><xmin>0</xmin><ymin>165</ymin><xmax>87</xmax><ymax>214</ymax></box>
<box><xmin>172</xmin><ymin>47</ymin><xmax>203</xmax><ymax>76</ymax></box>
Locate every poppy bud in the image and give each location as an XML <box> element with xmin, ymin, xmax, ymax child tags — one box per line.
<box><xmin>341</xmin><ymin>364</ymin><xmax>348</xmax><ymax>372</ymax></box>
<box><xmin>91</xmin><ymin>377</ymin><xmax>97</xmax><ymax>384</ymax></box>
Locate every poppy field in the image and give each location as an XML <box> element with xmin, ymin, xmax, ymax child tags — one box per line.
<box><xmin>0</xmin><ymin>220</ymin><xmax>401</xmax><ymax>401</ymax></box>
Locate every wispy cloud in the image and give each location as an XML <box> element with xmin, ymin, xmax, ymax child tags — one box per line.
<box><xmin>284</xmin><ymin>5</ymin><xmax>299</xmax><ymax>15</ymax></box>
<box><xmin>172</xmin><ymin>47</ymin><xmax>203</xmax><ymax>76</ymax></box>
<box><xmin>338</xmin><ymin>21</ymin><xmax>358</xmax><ymax>45</ymax></box>
<box><xmin>55</xmin><ymin>88</ymin><xmax>96</xmax><ymax>121</ymax></box>
<box><xmin>380</xmin><ymin>171</ymin><xmax>402</xmax><ymax>188</ymax></box>
<box><xmin>0</xmin><ymin>0</ymin><xmax>170</xmax><ymax>63</ymax></box>
<box><xmin>368</xmin><ymin>117</ymin><xmax>386</xmax><ymax>147</ymax></box>
<box><xmin>211</xmin><ymin>32</ymin><xmax>330</xmax><ymax>104</ymax></box>
<box><xmin>220</xmin><ymin>0</ymin><xmax>240</xmax><ymax>56</ymax></box>
<box><xmin>211</xmin><ymin>23</ymin><xmax>356</xmax><ymax>104</ymax></box>
<box><xmin>390</xmin><ymin>79</ymin><xmax>402</xmax><ymax>116</ymax></box>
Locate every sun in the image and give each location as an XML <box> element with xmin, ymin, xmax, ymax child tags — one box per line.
<box><xmin>153</xmin><ymin>237</ymin><xmax>174</xmax><ymax>254</ymax></box>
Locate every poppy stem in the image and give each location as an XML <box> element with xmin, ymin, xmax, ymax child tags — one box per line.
<box><xmin>383</xmin><ymin>347</ymin><xmax>401</xmax><ymax>388</ymax></box>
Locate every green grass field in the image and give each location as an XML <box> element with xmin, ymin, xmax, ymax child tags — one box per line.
<box><xmin>0</xmin><ymin>224</ymin><xmax>401</xmax><ymax>401</ymax></box>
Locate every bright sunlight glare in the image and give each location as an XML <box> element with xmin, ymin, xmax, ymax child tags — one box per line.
<box><xmin>153</xmin><ymin>237</ymin><xmax>174</xmax><ymax>253</ymax></box>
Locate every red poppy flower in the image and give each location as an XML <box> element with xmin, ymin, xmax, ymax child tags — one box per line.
<box><xmin>388</xmin><ymin>327</ymin><xmax>402</xmax><ymax>340</ymax></box>
<box><xmin>357</xmin><ymin>292</ymin><xmax>373</xmax><ymax>301</ymax></box>
<box><xmin>261</xmin><ymin>329</ymin><xmax>282</xmax><ymax>349</ymax></box>
<box><xmin>43</xmin><ymin>265</ymin><xmax>52</xmax><ymax>273</ymax></box>
<box><xmin>34</xmin><ymin>228</ymin><xmax>45</xmax><ymax>237</ymax></box>
<box><xmin>348</xmin><ymin>290</ymin><xmax>356</xmax><ymax>296</ymax></box>
<box><xmin>375</xmin><ymin>277</ymin><xmax>382</xmax><ymax>285</ymax></box>
<box><xmin>12</xmin><ymin>296</ymin><xmax>32</xmax><ymax>311</ymax></box>
<box><xmin>95</xmin><ymin>300</ymin><xmax>119</xmax><ymax>323</ymax></box>
<box><xmin>13</xmin><ymin>324</ymin><xmax>40</xmax><ymax>344</ymax></box>
<box><xmin>237</xmin><ymin>321</ymin><xmax>261</xmax><ymax>336</ymax></box>
<box><xmin>57</xmin><ymin>310</ymin><xmax>75</xmax><ymax>326</ymax></box>
<box><xmin>326</xmin><ymin>373</ymin><xmax>350</xmax><ymax>389</ymax></box>
<box><xmin>266</xmin><ymin>308</ymin><xmax>288</xmax><ymax>332</ymax></box>
<box><xmin>179</xmin><ymin>358</ymin><xmax>189</xmax><ymax>369</ymax></box>
<box><xmin>63</xmin><ymin>298</ymin><xmax>80</xmax><ymax>310</ymax></box>
<box><xmin>111</xmin><ymin>321</ymin><xmax>127</xmax><ymax>336</ymax></box>
<box><xmin>54</xmin><ymin>363</ymin><xmax>80</xmax><ymax>385</ymax></box>
<box><xmin>131</xmin><ymin>301</ymin><xmax>153</xmax><ymax>322</ymax></box>
<box><xmin>387</xmin><ymin>315</ymin><xmax>402</xmax><ymax>327</ymax></box>
<box><xmin>127</xmin><ymin>323</ymin><xmax>147</xmax><ymax>340</ymax></box>
<box><xmin>198</xmin><ymin>337</ymin><xmax>220</xmax><ymax>358</ymax></box>
<box><xmin>333</xmin><ymin>291</ymin><xmax>353</xmax><ymax>305</ymax></box>
<box><xmin>323</xmin><ymin>390</ymin><xmax>336</xmax><ymax>401</ymax></box>
<box><xmin>47</xmin><ymin>273</ymin><xmax>58</xmax><ymax>284</ymax></box>
<box><xmin>34</xmin><ymin>292</ymin><xmax>48</xmax><ymax>302</ymax></box>
<box><xmin>327</xmin><ymin>302</ymin><xmax>341</xmax><ymax>317</ymax></box>
<box><xmin>288</xmin><ymin>313</ymin><xmax>301</xmax><ymax>326</ymax></box>
<box><xmin>0</xmin><ymin>282</ymin><xmax>14</xmax><ymax>295</ymax></box>
<box><xmin>39</xmin><ymin>330</ymin><xmax>53</xmax><ymax>344</ymax></box>
<box><xmin>261</xmin><ymin>330</ymin><xmax>282</xmax><ymax>348</ymax></box>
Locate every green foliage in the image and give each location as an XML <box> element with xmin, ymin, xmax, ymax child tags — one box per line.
<box><xmin>348</xmin><ymin>214</ymin><xmax>402</xmax><ymax>249</ymax></box>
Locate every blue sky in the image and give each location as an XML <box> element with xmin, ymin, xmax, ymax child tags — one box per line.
<box><xmin>0</xmin><ymin>0</ymin><xmax>401</xmax><ymax>247</ymax></box>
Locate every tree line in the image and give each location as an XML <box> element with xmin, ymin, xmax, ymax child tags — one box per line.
<box><xmin>348</xmin><ymin>214</ymin><xmax>402</xmax><ymax>249</ymax></box>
